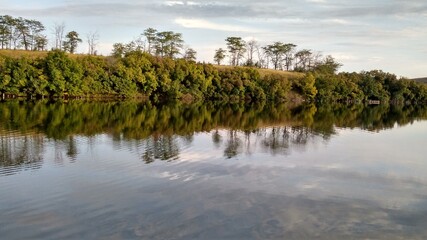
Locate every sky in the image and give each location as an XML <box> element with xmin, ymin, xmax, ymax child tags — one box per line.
<box><xmin>1</xmin><ymin>0</ymin><xmax>426</xmax><ymax>78</ymax></box>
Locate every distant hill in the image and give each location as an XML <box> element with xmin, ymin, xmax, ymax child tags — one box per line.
<box><xmin>413</xmin><ymin>77</ymin><xmax>427</xmax><ymax>84</ymax></box>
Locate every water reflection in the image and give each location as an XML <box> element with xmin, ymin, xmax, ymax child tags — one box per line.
<box><xmin>1</xmin><ymin>100</ymin><xmax>427</xmax><ymax>239</ymax></box>
<box><xmin>0</xmin><ymin>100</ymin><xmax>427</xmax><ymax>170</ymax></box>
<box><xmin>142</xmin><ymin>135</ymin><xmax>180</xmax><ymax>163</ymax></box>
<box><xmin>1</xmin><ymin>100</ymin><xmax>426</xmax><ymax>140</ymax></box>
<box><xmin>0</xmin><ymin>133</ymin><xmax>44</xmax><ymax>173</ymax></box>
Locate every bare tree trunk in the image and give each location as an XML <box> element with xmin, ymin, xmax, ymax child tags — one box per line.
<box><xmin>52</xmin><ymin>22</ymin><xmax>65</xmax><ymax>50</ymax></box>
<box><xmin>87</xmin><ymin>31</ymin><xmax>99</xmax><ymax>55</ymax></box>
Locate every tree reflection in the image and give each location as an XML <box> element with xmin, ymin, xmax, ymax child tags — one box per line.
<box><xmin>0</xmin><ymin>133</ymin><xmax>44</xmax><ymax>174</ymax></box>
<box><xmin>142</xmin><ymin>135</ymin><xmax>180</xmax><ymax>163</ymax></box>
<box><xmin>224</xmin><ymin>130</ymin><xmax>242</xmax><ymax>158</ymax></box>
<box><xmin>261</xmin><ymin>127</ymin><xmax>291</xmax><ymax>155</ymax></box>
<box><xmin>212</xmin><ymin>130</ymin><xmax>222</xmax><ymax>148</ymax></box>
<box><xmin>66</xmin><ymin>136</ymin><xmax>78</xmax><ymax>161</ymax></box>
<box><xmin>0</xmin><ymin>100</ymin><xmax>426</xmax><ymax>168</ymax></box>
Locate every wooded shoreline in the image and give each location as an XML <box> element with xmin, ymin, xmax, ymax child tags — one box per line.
<box><xmin>0</xmin><ymin>49</ymin><xmax>426</xmax><ymax>104</ymax></box>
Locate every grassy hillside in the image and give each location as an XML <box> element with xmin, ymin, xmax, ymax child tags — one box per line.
<box><xmin>0</xmin><ymin>50</ymin><xmax>304</xmax><ymax>80</ymax></box>
<box><xmin>213</xmin><ymin>64</ymin><xmax>304</xmax><ymax>79</ymax></box>
<box><xmin>0</xmin><ymin>49</ymin><xmax>93</xmax><ymax>59</ymax></box>
<box><xmin>0</xmin><ymin>49</ymin><xmax>49</xmax><ymax>59</ymax></box>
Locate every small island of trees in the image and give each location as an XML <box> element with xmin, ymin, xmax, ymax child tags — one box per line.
<box><xmin>1</xmin><ymin>14</ymin><xmax>426</xmax><ymax>103</ymax></box>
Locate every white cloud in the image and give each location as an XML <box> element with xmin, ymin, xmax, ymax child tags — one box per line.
<box><xmin>165</xmin><ymin>1</ymin><xmax>185</xmax><ymax>6</ymax></box>
<box><xmin>369</xmin><ymin>56</ymin><xmax>384</xmax><ymax>62</ymax></box>
<box><xmin>306</xmin><ymin>0</ymin><xmax>327</xmax><ymax>3</ymax></box>
<box><xmin>175</xmin><ymin>18</ymin><xmax>258</xmax><ymax>32</ymax></box>
<box><xmin>285</xmin><ymin>18</ymin><xmax>311</xmax><ymax>24</ymax></box>
<box><xmin>186</xmin><ymin>1</ymin><xmax>200</xmax><ymax>6</ymax></box>
<box><xmin>330</xmin><ymin>53</ymin><xmax>360</xmax><ymax>61</ymax></box>
<box><xmin>322</xmin><ymin>19</ymin><xmax>350</xmax><ymax>25</ymax></box>
<box><xmin>243</xmin><ymin>36</ymin><xmax>260</xmax><ymax>42</ymax></box>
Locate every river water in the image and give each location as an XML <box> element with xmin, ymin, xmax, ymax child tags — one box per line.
<box><xmin>1</xmin><ymin>101</ymin><xmax>426</xmax><ymax>239</ymax></box>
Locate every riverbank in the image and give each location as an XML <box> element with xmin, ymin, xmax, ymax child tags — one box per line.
<box><xmin>1</xmin><ymin>49</ymin><xmax>426</xmax><ymax>104</ymax></box>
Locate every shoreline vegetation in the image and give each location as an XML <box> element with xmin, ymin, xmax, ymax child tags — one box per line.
<box><xmin>1</xmin><ymin>49</ymin><xmax>426</xmax><ymax>104</ymax></box>
<box><xmin>0</xmin><ymin>15</ymin><xmax>426</xmax><ymax>104</ymax></box>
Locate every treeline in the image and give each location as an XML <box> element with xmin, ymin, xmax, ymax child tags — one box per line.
<box><xmin>112</xmin><ymin>28</ymin><xmax>196</xmax><ymax>61</ymax></box>
<box><xmin>0</xmin><ymin>15</ymin><xmax>91</xmax><ymax>54</ymax></box>
<box><xmin>0</xmin><ymin>13</ymin><xmax>340</xmax><ymax>73</ymax></box>
<box><xmin>313</xmin><ymin>70</ymin><xmax>427</xmax><ymax>103</ymax></box>
<box><xmin>0</xmin><ymin>15</ymin><xmax>46</xmax><ymax>51</ymax></box>
<box><xmin>1</xmin><ymin>49</ymin><xmax>427</xmax><ymax>103</ymax></box>
<box><xmin>112</xmin><ymin>27</ymin><xmax>340</xmax><ymax>73</ymax></box>
<box><xmin>0</xmin><ymin>50</ymin><xmax>309</xmax><ymax>101</ymax></box>
<box><xmin>1</xmin><ymin>15</ymin><xmax>427</xmax><ymax>103</ymax></box>
<box><xmin>214</xmin><ymin>37</ymin><xmax>341</xmax><ymax>73</ymax></box>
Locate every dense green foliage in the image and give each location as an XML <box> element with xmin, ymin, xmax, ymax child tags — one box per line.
<box><xmin>1</xmin><ymin>14</ymin><xmax>426</xmax><ymax>103</ymax></box>
<box><xmin>0</xmin><ymin>50</ymin><xmax>299</xmax><ymax>101</ymax></box>
<box><xmin>0</xmin><ymin>49</ymin><xmax>426</xmax><ymax>103</ymax></box>
<box><xmin>313</xmin><ymin>70</ymin><xmax>427</xmax><ymax>103</ymax></box>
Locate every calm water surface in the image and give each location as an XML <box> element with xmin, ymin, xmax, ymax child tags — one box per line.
<box><xmin>1</xmin><ymin>101</ymin><xmax>427</xmax><ymax>239</ymax></box>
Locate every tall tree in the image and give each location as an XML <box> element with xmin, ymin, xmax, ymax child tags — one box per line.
<box><xmin>256</xmin><ymin>45</ymin><xmax>267</xmax><ymax>68</ymax></box>
<box><xmin>314</xmin><ymin>55</ymin><xmax>342</xmax><ymax>74</ymax></box>
<box><xmin>0</xmin><ymin>15</ymin><xmax>12</xmax><ymax>49</ymax></box>
<box><xmin>14</xmin><ymin>17</ymin><xmax>30</xmax><ymax>50</ymax></box>
<box><xmin>0</xmin><ymin>16</ymin><xmax>45</xmax><ymax>50</ymax></box>
<box><xmin>283</xmin><ymin>43</ymin><xmax>297</xmax><ymax>71</ymax></box>
<box><xmin>264</xmin><ymin>42</ymin><xmax>295</xmax><ymax>69</ymax></box>
<box><xmin>183</xmin><ymin>47</ymin><xmax>197</xmax><ymax>62</ymax></box>
<box><xmin>214</xmin><ymin>48</ymin><xmax>227</xmax><ymax>65</ymax></box>
<box><xmin>133</xmin><ymin>35</ymin><xmax>145</xmax><ymax>52</ymax></box>
<box><xmin>143</xmin><ymin>28</ymin><xmax>157</xmax><ymax>54</ymax></box>
<box><xmin>225</xmin><ymin>37</ymin><xmax>246</xmax><ymax>66</ymax></box>
<box><xmin>245</xmin><ymin>39</ymin><xmax>258</xmax><ymax>66</ymax></box>
<box><xmin>111</xmin><ymin>43</ymin><xmax>126</xmax><ymax>58</ymax></box>
<box><xmin>166</xmin><ymin>31</ymin><xmax>184</xmax><ymax>58</ymax></box>
<box><xmin>264</xmin><ymin>42</ymin><xmax>284</xmax><ymax>69</ymax></box>
<box><xmin>27</xmin><ymin>19</ymin><xmax>45</xmax><ymax>50</ymax></box>
<box><xmin>0</xmin><ymin>15</ymin><xmax>16</xmax><ymax>49</ymax></box>
<box><xmin>295</xmin><ymin>49</ymin><xmax>312</xmax><ymax>71</ymax></box>
<box><xmin>63</xmin><ymin>31</ymin><xmax>82</xmax><ymax>53</ymax></box>
<box><xmin>155</xmin><ymin>31</ymin><xmax>183</xmax><ymax>58</ymax></box>
<box><xmin>34</xmin><ymin>35</ymin><xmax>48</xmax><ymax>51</ymax></box>
<box><xmin>87</xmin><ymin>31</ymin><xmax>99</xmax><ymax>55</ymax></box>
<box><xmin>52</xmin><ymin>22</ymin><xmax>65</xmax><ymax>50</ymax></box>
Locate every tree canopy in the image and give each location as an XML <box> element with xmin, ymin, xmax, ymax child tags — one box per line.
<box><xmin>63</xmin><ymin>31</ymin><xmax>82</xmax><ymax>54</ymax></box>
<box><xmin>225</xmin><ymin>37</ymin><xmax>246</xmax><ymax>66</ymax></box>
<box><xmin>0</xmin><ymin>15</ymin><xmax>46</xmax><ymax>51</ymax></box>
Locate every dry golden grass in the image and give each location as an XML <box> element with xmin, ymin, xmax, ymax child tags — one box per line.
<box><xmin>0</xmin><ymin>49</ymin><xmax>96</xmax><ymax>59</ymax></box>
<box><xmin>0</xmin><ymin>50</ymin><xmax>304</xmax><ymax>80</ymax></box>
<box><xmin>212</xmin><ymin>64</ymin><xmax>304</xmax><ymax>79</ymax></box>
<box><xmin>257</xmin><ymin>68</ymin><xmax>304</xmax><ymax>79</ymax></box>
<box><xmin>0</xmin><ymin>49</ymin><xmax>49</xmax><ymax>59</ymax></box>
